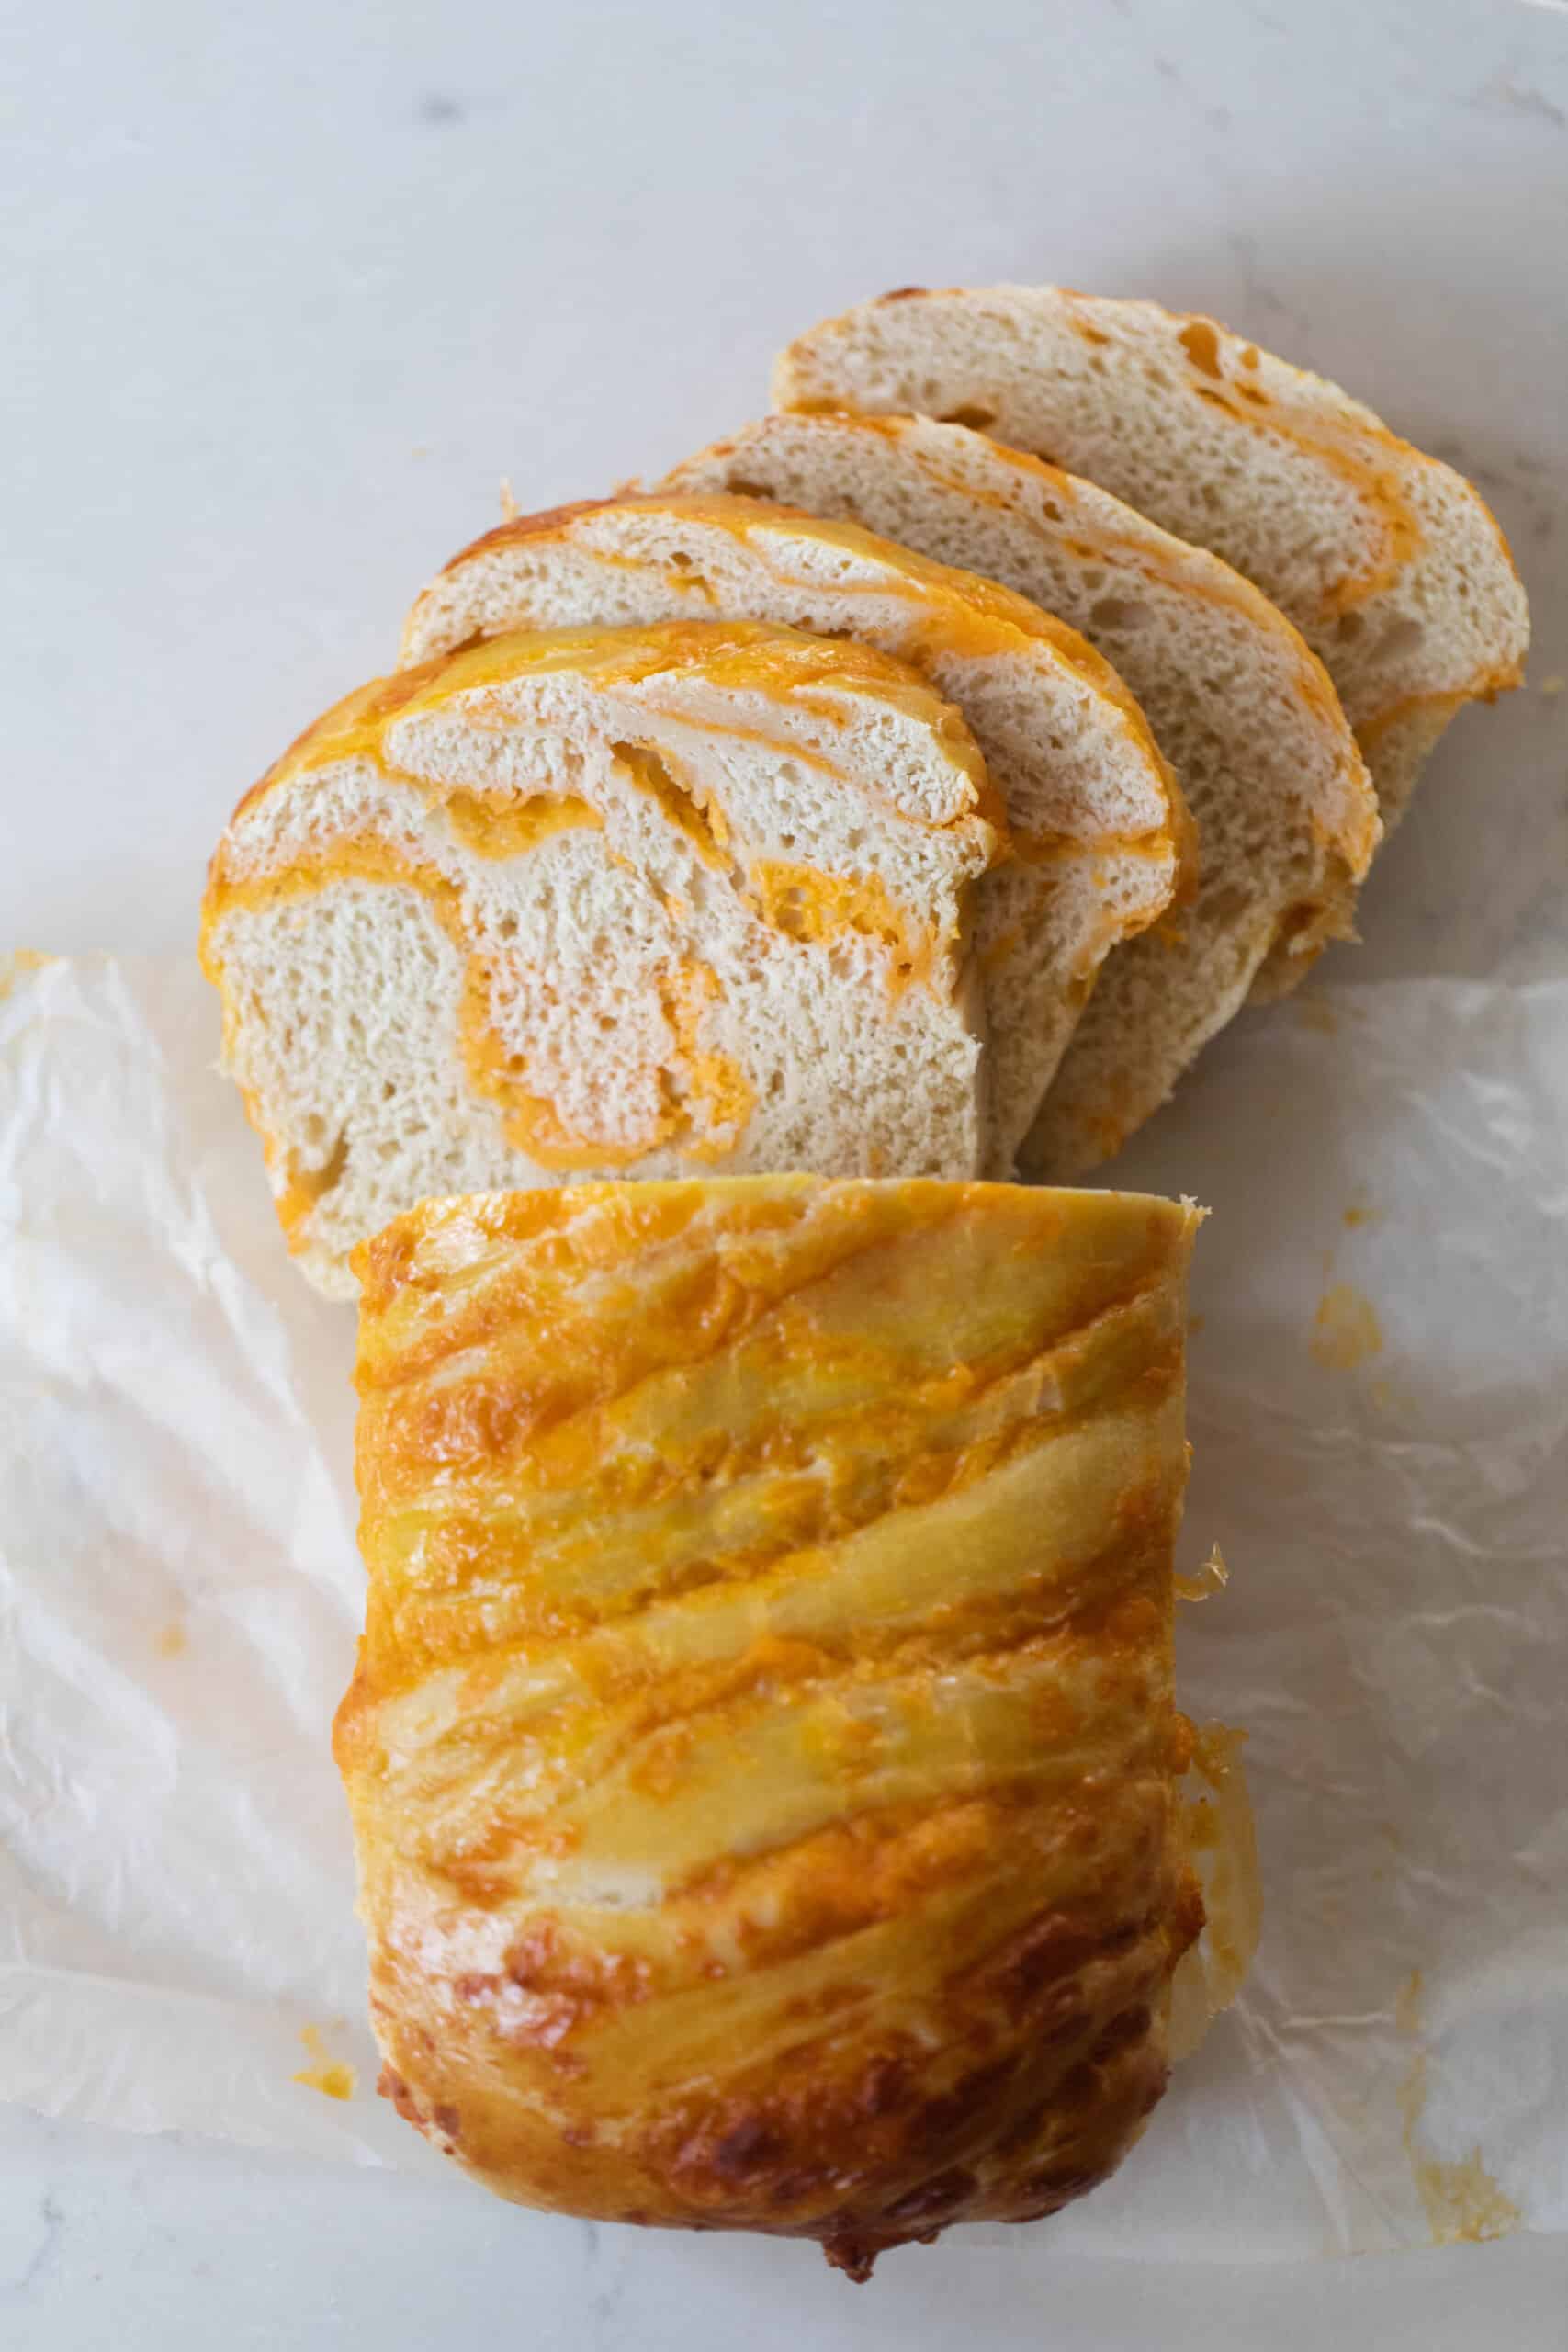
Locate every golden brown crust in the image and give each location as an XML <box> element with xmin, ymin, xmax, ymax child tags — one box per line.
<box><xmin>447</xmin><ymin>496</ymin><xmax>623</xmax><ymax>564</ymax></box>
<box><xmin>338</xmin><ymin>1177</ymin><xmax>1204</xmax><ymax>2273</ymax></box>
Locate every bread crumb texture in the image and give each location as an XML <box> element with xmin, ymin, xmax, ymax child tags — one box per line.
<box><xmin>773</xmin><ymin>286</ymin><xmax>1529</xmax><ymax>830</ymax></box>
<box><xmin>201</xmin><ymin>622</ymin><xmax>1003</xmax><ymax>1292</ymax></box>
<box><xmin>663</xmin><ymin>410</ymin><xmax>1380</xmax><ymax>1172</ymax></box>
<box><xmin>402</xmin><ymin>489</ymin><xmax>1191</xmax><ymax>1166</ymax></box>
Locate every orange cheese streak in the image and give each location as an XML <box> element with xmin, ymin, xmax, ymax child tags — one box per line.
<box><xmin>208</xmin><ymin>836</ymin><xmax>754</xmax><ymax>1175</ymax></box>
<box><xmin>680</xmin><ymin>415</ymin><xmax>1374</xmax><ymax>887</ymax></box>
<box><xmin>234</xmin><ymin>616</ymin><xmax>1003</xmax><ymax>839</ymax></box>
<box><xmin>746</xmin><ymin>861</ymin><xmax>942</xmax><ymax>990</ymax></box>
<box><xmin>613</xmin><ymin>741</ymin><xmax>731</xmax><ymax>868</ymax></box>
<box><xmin>205</xmin><ymin>662</ymin><xmax>978</xmax><ymax>1232</ymax></box>
<box><xmin>201</xmin><ymin>619</ymin><xmax>1012</xmax><ymax>1260</ymax></box>
<box><xmin>205</xmin><ymin>787</ymin><xmax>942</xmax><ymax>1200</ymax></box>
<box><xmin>789</xmin><ymin>290</ymin><xmax>1518</xmax><ymax>665</ymax></box>
<box><xmin>425</xmin><ymin>495</ymin><xmax>1190</xmax><ymax>843</ymax></box>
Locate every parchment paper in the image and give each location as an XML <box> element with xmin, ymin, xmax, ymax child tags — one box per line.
<box><xmin>2</xmin><ymin>950</ymin><xmax>1564</xmax><ymax>2256</ymax></box>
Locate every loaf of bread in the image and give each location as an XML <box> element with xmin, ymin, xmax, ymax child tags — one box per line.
<box><xmin>402</xmin><ymin>491</ymin><xmax>1191</xmax><ymax>1165</ymax></box>
<box><xmin>664</xmin><ymin>411</ymin><xmax>1380</xmax><ymax>1174</ymax></box>
<box><xmin>774</xmin><ymin>286</ymin><xmax>1529</xmax><ymax>828</ymax></box>
<box><xmin>200</xmin><ymin>623</ymin><xmax>1005</xmax><ymax>1295</ymax></box>
<box><xmin>336</xmin><ymin>1175</ymin><xmax>1210</xmax><ymax>2277</ymax></box>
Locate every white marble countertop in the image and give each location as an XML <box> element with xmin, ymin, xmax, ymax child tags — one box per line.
<box><xmin>5</xmin><ymin>2098</ymin><xmax>1568</xmax><ymax>2352</ymax></box>
<box><xmin>5</xmin><ymin>0</ymin><xmax>1567</xmax><ymax>2342</ymax></box>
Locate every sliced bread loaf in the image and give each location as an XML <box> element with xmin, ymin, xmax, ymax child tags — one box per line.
<box><xmin>664</xmin><ymin>412</ymin><xmax>1379</xmax><ymax>1174</ymax></box>
<box><xmin>401</xmin><ymin>491</ymin><xmax>1190</xmax><ymax>1167</ymax></box>
<box><xmin>773</xmin><ymin>287</ymin><xmax>1529</xmax><ymax>828</ymax></box>
<box><xmin>200</xmin><ymin>621</ymin><xmax>1004</xmax><ymax>1295</ymax></box>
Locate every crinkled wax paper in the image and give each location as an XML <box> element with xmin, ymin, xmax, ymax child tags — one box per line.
<box><xmin>2</xmin><ymin>950</ymin><xmax>1564</xmax><ymax>2256</ymax></box>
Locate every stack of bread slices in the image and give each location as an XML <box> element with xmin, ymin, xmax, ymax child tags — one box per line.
<box><xmin>202</xmin><ymin>286</ymin><xmax>1529</xmax><ymax>1295</ymax></box>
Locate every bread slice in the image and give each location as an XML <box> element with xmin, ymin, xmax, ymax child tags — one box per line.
<box><xmin>774</xmin><ymin>286</ymin><xmax>1529</xmax><ymax>828</ymax></box>
<box><xmin>665</xmin><ymin>412</ymin><xmax>1379</xmax><ymax>1175</ymax></box>
<box><xmin>200</xmin><ymin>621</ymin><xmax>1005</xmax><ymax>1295</ymax></box>
<box><xmin>402</xmin><ymin>491</ymin><xmax>1190</xmax><ymax>1167</ymax></box>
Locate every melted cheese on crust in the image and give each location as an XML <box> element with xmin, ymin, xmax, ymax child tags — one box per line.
<box><xmin>337</xmin><ymin>1176</ymin><xmax>1209</xmax><ymax>2277</ymax></box>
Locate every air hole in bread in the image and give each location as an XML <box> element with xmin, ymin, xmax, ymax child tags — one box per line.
<box><xmin>939</xmin><ymin>405</ymin><xmax>998</xmax><ymax>431</ymax></box>
<box><xmin>1380</xmin><ymin>615</ymin><xmax>1427</xmax><ymax>653</ymax></box>
<box><xmin>669</xmin><ymin>550</ymin><xmax>694</xmax><ymax>570</ymax></box>
<box><xmin>1089</xmin><ymin>598</ymin><xmax>1151</xmax><ymax>633</ymax></box>
<box><xmin>1336</xmin><ymin>612</ymin><xmax>1366</xmax><ymax>642</ymax></box>
<box><xmin>726</xmin><ymin>480</ymin><xmax>780</xmax><ymax>503</ymax></box>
